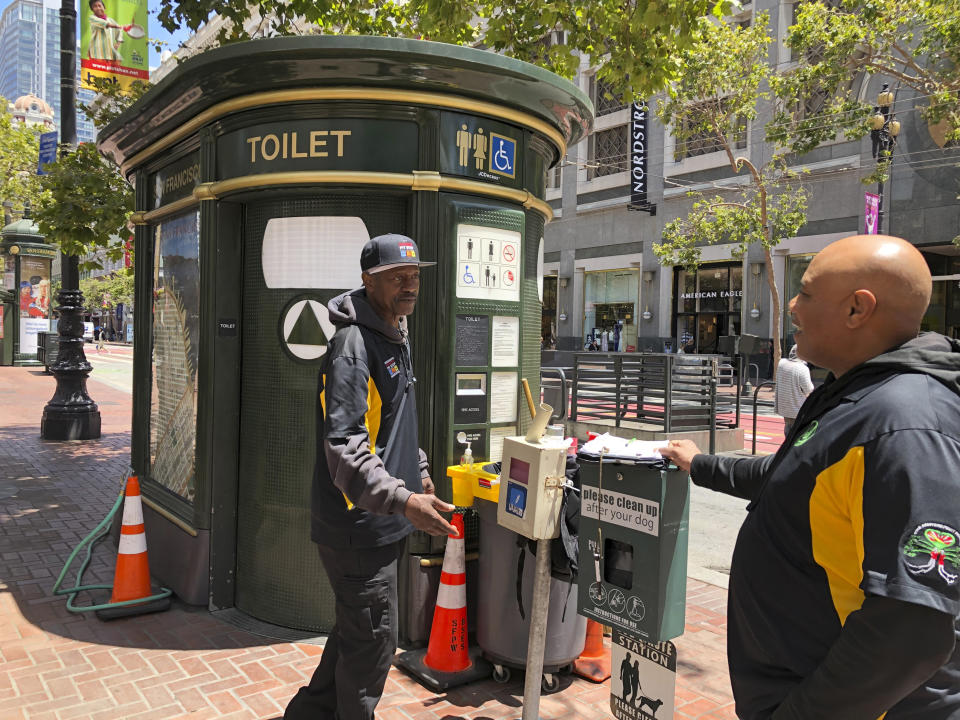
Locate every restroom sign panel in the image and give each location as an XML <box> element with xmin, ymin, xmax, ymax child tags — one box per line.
<box><xmin>456</xmin><ymin>224</ymin><xmax>521</xmax><ymax>302</ymax></box>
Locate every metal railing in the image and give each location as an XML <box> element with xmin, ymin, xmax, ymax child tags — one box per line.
<box><xmin>564</xmin><ymin>353</ymin><xmax>731</xmax><ymax>435</ymax></box>
<box><xmin>751</xmin><ymin>380</ymin><xmax>777</xmax><ymax>455</ymax></box>
<box><xmin>540</xmin><ymin>367</ymin><xmax>568</xmax><ymax>422</ymax></box>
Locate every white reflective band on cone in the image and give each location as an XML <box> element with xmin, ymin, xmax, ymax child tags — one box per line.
<box><xmin>121</xmin><ymin>495</ymin><xmax>144</xmax><ymax>526</ymax></box>
<box><xmin>118</xmin><ymin>532</ymin><xmax>148</xmax><ymax>555</ymax></box>
<box><xmin>444</xmin><ymin>539</ymin><xmax>465</xmax><ymax>573</ymax></box>
<box><xmin>436</xmin><ymin>582</ymin><xmax>467</xmax><ymax>609</ymax></box>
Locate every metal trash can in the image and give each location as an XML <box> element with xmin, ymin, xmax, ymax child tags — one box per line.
<box><xmin>449</xmin><ymin>462</ymin><xmax>585</xmax><ymax>689</ymax></box>
<box><xmin>36</xmin><ymin>331</ymin><xmax>59</xmax><ymax>372</ymax></box>
<box><xmin>475</xmin><ymin>493</ymin><xmax>585</xmax><ymax>686</ymax></box>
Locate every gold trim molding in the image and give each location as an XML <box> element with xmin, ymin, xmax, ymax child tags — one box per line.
<box><xmin>142</xmin><ymin>496</ymin><xmax>199</xmax><ymax>537</ymax></box>
<box><xmin>187</xmin><ymin>171</ymin><xmax>554</xmax><ymax>221</ymax></box>
<box><xmin>138</xmin><ymin>171</ymin><xmax>553</xmax><ymax>222</ymax></box>
<box><xmin>123</xmin><ymin>87</ymin><xmax>566</xmax><ymax>175</ymax></box>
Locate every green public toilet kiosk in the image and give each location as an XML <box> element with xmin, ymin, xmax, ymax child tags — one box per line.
<box><xmin>0</xmin><ymin>214</ymin><xmax>57</xmax><ymax>366</ymax></box>
<box><xmin>98</xmin><ymin>36</ymin><xmax>592</xmax><ymax>633</ymax></box>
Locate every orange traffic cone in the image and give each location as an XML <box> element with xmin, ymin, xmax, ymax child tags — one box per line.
<box><xmin>395</xmin><ymin>512</ymin><xmax>491</xmax><ymax>690</ymax></box>
<box><xmin>96</xmin><ymin>476</ymin><xmax>172</xmax><ymax>620</ymax></box>
<box><xmin>110</xmin><ymin>475</ymin><xmax>153</xmax><ymax>603</ymax></box>
<box><xmin>572</xmin><ymin>619</ymin><xmax>611</xmax><ymax>681</ymax></box>
<box><xmin>424</xmin><ymin>512</ymin><xmax>470</xmax><ymax>672</ymax></box>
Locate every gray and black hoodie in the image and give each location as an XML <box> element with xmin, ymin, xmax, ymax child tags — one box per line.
<box><xmin>310</xmin><ymin>288</ymin><xmax>428</xmax><ymax>549</ymax></box>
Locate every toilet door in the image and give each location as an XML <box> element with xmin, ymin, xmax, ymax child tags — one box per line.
<box><xmin>236</xmin><ymin>194</ymin><xmax>409</xmax><ymax>631</ymax></box>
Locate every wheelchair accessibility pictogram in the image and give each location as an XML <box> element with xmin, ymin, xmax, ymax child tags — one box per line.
<box><xmin>489</xmin><ymin>133</ymin><xmax>516</xmax><ymax>178</ymax></box>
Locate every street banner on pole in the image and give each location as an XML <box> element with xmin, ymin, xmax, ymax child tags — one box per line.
<box><xmin>79</xmin><ymin>0</ymin><xmax>148</xmax><ymax>93</ymax></box>
<box><xmin>864</xmin><ymin>192</ymin><xmax>880</xmax><ymax>234</ymax></box>
<box><xmin>37</xmin><ymin>131</ymin><xmax>58</xmax><ymax>174</ymax></box>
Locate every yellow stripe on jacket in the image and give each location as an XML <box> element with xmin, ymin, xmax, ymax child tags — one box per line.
<box><xmin>319</xmin><ymin>374</ymin><xmax>382</xmax><ymax>511</ymax></box>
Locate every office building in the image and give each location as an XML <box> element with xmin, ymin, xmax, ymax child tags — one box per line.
<box><xmin>543</xmin><ymin>1</ymin><xmax>960</xmax><ymax>371</ymax></box>
<box><xmin>0</xmin><ymin>0</ymin><xmax>96</xmax><ymax>143</ymax></box>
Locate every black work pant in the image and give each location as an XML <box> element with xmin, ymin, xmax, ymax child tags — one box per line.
<box><xmin>284</xmin><ymin>540</ymin><xmax>404</xmax><ymax>720</ymax></box>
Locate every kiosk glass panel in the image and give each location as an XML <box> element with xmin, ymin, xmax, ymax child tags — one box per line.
<box><xmin>150</xmin><ymin>211</ymin><xmax>200</xmax><ymax>502</ymax></box>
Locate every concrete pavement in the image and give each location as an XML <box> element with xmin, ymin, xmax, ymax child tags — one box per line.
<box><xmin>1</xmin><ymin>362</ymin><xmax>742</xmax><ymax>719</ymax></box>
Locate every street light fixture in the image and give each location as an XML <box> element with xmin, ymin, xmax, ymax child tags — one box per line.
<box><xmin>870</xmin><ymin>82</ymin><xmax>900</xmax><ymax>234</ymax></box>
<box><xmin>41</xmin><ymin>0</ymin><xmax>100</xmax><ymax>439</ymax></box>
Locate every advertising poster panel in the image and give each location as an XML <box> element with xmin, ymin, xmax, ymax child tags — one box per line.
<box><xmin>80</xmin><ymin>0</ymin><xmax>148</xmax><ymax>93</ymax></box>
<box><xmin>18</xmin><ymin>256</ymin><xmax>52</xmax><ymax>355</ymax></box>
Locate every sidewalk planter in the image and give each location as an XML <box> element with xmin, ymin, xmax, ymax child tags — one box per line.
<box><xmin>98</xmin><ymin>36</ymin><xmax>591</xmax><ymax>633</ymax></box>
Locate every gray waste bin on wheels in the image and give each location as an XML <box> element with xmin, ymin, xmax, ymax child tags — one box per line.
<box><xmin>474</xmin><ymin>497</ymin><xmax>586</xmax><ymax>691</ymax></box>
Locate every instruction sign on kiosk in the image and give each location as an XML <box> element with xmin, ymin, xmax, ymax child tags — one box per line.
<box><xmin>577</xmin><ymin>455</ymin><xmax>690</xmax><ymax>643</ymax></box>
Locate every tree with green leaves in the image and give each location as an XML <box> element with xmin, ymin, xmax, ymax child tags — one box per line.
<box><xmin>156</xmin><ymin>0</ymin><xmax>735</xmax><ymax>100</ymax></box>
<box><xmin>782</xmin><ymin>0</ymin><xmax>960</xmax><ymax>149</ymax></box>
<box><xmin>28</xmin><ymin>77</ymin><xmax>146</xmax><ymax>271</ymax></box>
<box><xmin>0</xmin><ymin>97</ymin><xmax>43</xmax><ymax>214</ymax></box>
<box><xmin>656</xmin><ymin>13</ymin><xmax>810</xmax><ymax>373</ymax></box>
<box><xmin>80</xmin><ymin>268</ymin><xmax>134</xmax><ymax>314</ymax></box>
<box><xmin>33</xmin><ymin>142</ymin><xmax>134</xmax><ymax>273</ymax></box>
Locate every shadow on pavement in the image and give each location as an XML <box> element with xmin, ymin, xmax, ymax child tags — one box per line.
<box><xmin>0</xmin><ymin>424</ymin><xmax>283</xmax><ymax>652</ymax></box>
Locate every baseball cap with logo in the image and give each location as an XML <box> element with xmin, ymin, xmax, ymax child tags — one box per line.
<box><xmin>360</xmin><ymin>234</ymin><xmax>437</xmax><ymax>274</ymax></box>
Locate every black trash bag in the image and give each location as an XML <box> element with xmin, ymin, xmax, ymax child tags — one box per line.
<box><xmin>516</xmin><ymin>455</ymin><xmax>581</xmax><ymax>621</ymax></box>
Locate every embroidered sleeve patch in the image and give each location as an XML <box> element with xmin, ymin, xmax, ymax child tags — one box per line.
<box><xmin>902</xmin><ymin>523</ymin><xmax>960</xmax><ymax>586</ymax></box>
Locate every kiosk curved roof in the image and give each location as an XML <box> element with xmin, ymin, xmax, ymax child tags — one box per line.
<box><xmin>99</xmin><ymin>35</ymin><xmax>594</xmax><ymax>172</ymax></box>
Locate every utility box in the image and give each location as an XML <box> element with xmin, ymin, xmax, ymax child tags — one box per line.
<box><xmin>577</xmin><ymin>456</ymin><xmax>690</xmax><ymax>643</ymax></box>
<box><xmin>496</xmin><ymin>436</ymin><xmax>567</xmax><ymax>540</ymax></box>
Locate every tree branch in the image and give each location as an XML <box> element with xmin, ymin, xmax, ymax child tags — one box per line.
<box><xmin>862</xmin><ymin>59</ymin><xmax>937</xmax><ymax>91</ymax></box>
<box><xmin>735</xmin><ymin>155</ymin><xmax>763</xmax><ymax>185</ymax></box>
<box><xmin>891</xmin><ymin>42</ymin><xmax>928</xmax><ymax>79</ymax></box>
<box><xmin>704</xmin><ymin>201</ymin><xmax>750</xmax><ymax>210</ymax></box>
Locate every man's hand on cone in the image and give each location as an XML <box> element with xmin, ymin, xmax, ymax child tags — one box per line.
<box><xmin>404</xmin><ymin>494</ymin><xmax>456</xmax><ymax>536</ymax></box>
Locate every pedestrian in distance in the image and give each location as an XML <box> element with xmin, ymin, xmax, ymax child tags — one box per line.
<box><xmin>283</xmin><ymin>234</ymin><xmax>455</xmax><ymax>720</ymax></box>
<box><xmin>660</xmin><ymin>234</ymin><xmax>960</xmax><ymax>719</ymax></box>
<box><xmin>774</xmin><ymin>344</ymin><xmax>813</xmax><ymax>435</ymax></box>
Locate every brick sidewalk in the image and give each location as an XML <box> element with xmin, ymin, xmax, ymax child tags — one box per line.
<box><xmin>1</xmin><ymin>365</ymin><xmax>736</xmax><ymax>719</ymax></box>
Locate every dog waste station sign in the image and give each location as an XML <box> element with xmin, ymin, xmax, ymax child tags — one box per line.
<box><xmin>611</xmin><ymin>630</ymin><xmax>676</xmax><ymax>720</ymax></box>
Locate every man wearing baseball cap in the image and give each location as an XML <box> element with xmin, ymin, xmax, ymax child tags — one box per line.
<box><xmin>284</xmin><ymin>234</ymin><xmax>454</xmax><ymax>720</ymax></box>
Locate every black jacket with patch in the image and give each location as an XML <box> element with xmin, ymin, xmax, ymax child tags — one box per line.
<box><xmin>310</xmin><ymin>289</ymin><xmax>428</xmax><ymax>549</ymax></box>
<box><xmin>692</xmin><ymin>333</ymin><xmax>960</xmax><ymax>719</ymax></box>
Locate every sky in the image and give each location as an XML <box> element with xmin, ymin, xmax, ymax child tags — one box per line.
<box><xmin>0</xmin><ymin>0</ymin><xmax>193</xmax><ymax>70</ymax></box>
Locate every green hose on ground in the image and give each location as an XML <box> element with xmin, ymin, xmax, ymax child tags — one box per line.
<box><xmin>52</xmin><ymin>483</ymin><xmax>173</xmax><ymax>613</ymax></box>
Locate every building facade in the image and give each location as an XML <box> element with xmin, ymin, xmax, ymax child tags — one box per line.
<box><xmin>0</xmin><ymin>0</ymin><xmax>96</xmax><ymax>143</ymax></box>
<box><xmin>543</xmin><ymin>1</ymin><xmax>960</xmax><ymax>372</ymax></box>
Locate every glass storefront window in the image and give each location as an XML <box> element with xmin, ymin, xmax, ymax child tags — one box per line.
<box><xmin>698</xmin><ymin>266</ymin><xmax>729</xmax><ymax>312</ymax></box>
<box><xmin>729</xmin><ymin>266</ymin><xmax>743</xmax><ymax>312</ymax></box>
<box><xmin>150</xmin><ymin>211</ymin><xmax>200</xmax><ymax>503</ymax></box>
<box><xmin>672</xmin><ymin>261</ymin><xmax>743</xmax><ymax>354</ymax></box>
<box><xmin>584</xmin><ymin>269</ymin><xmax>639</xmax><ymax>351</ymax></box>
<box><xmin>676</xmin><ymin>270</ymin><xmax>696</xmax><ymax>313</ymax></box>
<box><xmin>783</xmin><ymin>254</ymin><xmax>815</xmax><ymax>348</ymax></box>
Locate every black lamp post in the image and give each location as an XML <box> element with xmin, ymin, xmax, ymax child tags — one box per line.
<box><xmin>869</xmin><ymin>83</ymin><xmax>901</xmax><ymax>234</ymax></box>
<box><xmin>41</xmin><ymin>0</ymin><xmax>100</xmax><ymax>440</ymax></box>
